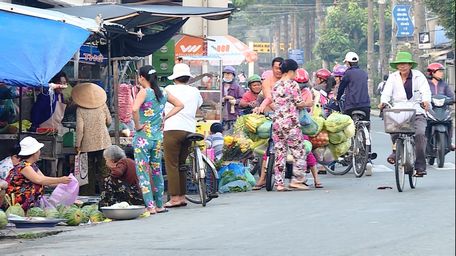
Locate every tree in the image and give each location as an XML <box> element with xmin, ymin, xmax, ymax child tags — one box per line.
<box><xmin>424</xmin><ymin>0</ymin><xmax>455</xmax><ymax>41</ymax></box>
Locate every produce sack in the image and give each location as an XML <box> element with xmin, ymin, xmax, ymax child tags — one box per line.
<box><xmin>309</xmin><ymin>130</ymin><xmax>330</xmax><ymax>148</ymax></box>
<box><xmin>312</xmin><ymin>146</ymin><xmax>335</xmax><ymax>164</ymax></box>
<box><xmin>49</xmin><ymin>174</ymin><xmax>79</xmax><ymax>206</ymax></box>
<box><xmin>244</xmin><ymin>168</ymin><xmax>256</xmax><ymax>186</ymax></box>
<box><xmin>300</xmin><ymin>120</ymin><xmax>319</xmax><ymax>136</ymax></box>
<box><xmin>219</xmin><ymin>180</ymin><xmax>252</xmax><ymax>193</ymax></box>
<box><xmin>329</xmin><ymin>131</ymin><xmax>348</xmax><ymax>145</ymax></box>
<box><xmin>314</xmin><ymin>116</ymin><xmax>325</xmax><ymax>134</ymax></box>
<box><xmin>244</xmin><ymin>114</ymin><xmax>267</xmax><ymax>133</ymax></box>
<box><xmin>218</xmin><ymin>163</ymin><xmax>247</xmax><ymax>187</ymax></box>
<box><xmin>343</xmin><ymin>120</ymin><xmax>356</xmax><ymax>138</ymax></box>
<box><xmin>329</xmin><ymin>139</ymin><xmax>352</xmax><ymax>158</ymax></box>
<box><xmin>303</xmin><ymin>140</ymin><xmax>313</xmax><ymax>154</ymax></box>
<box><xmin>325</xmin><ymin>112</ymin><xmax>352</xmax><ymax>133</ymax></box>
<box><xmin>256</xmin><ymin>120</ymin><xmax>272</xmax><ymax>139</ymax></box>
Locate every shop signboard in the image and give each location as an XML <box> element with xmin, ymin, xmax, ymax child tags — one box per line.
<box><xmin>393</xmin><ymin>5</ymin><xmax>414</xmax><ymax>38</ymax></box>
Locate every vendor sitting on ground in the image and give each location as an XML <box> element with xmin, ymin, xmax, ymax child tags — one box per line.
<box><xmin>98</xmin><ymin>145</ymin><xmax>144</xmax><ymax>207</ymax></box>
<box><xmin>239</xmin><ymin>74</ymin><xmax>262</xmax><ymax>115</ymax></box>
<box><xmin>5</xmin><ymin>137</ymin><xmax>71</xmax><ymax>211</ymax></box>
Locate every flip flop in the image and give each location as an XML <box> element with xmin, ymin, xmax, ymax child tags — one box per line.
<box><xmin>164</xmin><ymin>202</ymin><xmax>187</xmax><ymax>208</ymax></box>
<box><xmin>156</xmin><ymin>209</ymin><xmax>169</xmax><ymax>213</ymax></box>
<box><xmin>314</xmin><ymin>183</ymin><xmax>324</xmax><ymax>189</ymax></box>
<box><xmin>289</xmin><ymin>183</ymin><xmax>310</xmax><ymax>190</ymax></box>
<box><xmin>252</xmin><ymin>184</ymin><xmax>266</xmax><ymax>190</ymax></box>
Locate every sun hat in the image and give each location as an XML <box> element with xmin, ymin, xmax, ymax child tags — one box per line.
<box><xmin>18</xmin><ymin>136</ymin><xmax>44</xmax><ymax>156</ymax></box>
<box><xmin>71</xmin><ymin>83</ymin><xmax>107</xmax><ymax>109</ymax></box>
<box><xmin>390</xmin><ymin>51</ymin><xmax>417</xmax><ymax>69</ymax></box>
<box><xmin>168</xmin><ymin>63</ymin><xmax>193</xmax><ymax>80</ymax></box>
<box><xmin>344</xmin><ymin>52</ymin><xmax>359</xmax><ymax>63</ymax></box>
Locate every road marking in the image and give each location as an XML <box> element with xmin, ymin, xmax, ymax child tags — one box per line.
<box><xmin>430</xmin><ymin>162</ymin><xmax>455</xmax><ymax>170</ymax></box>
<box><xmin>374</xmin><ymin>132</ymin><xmax>389</xmax><ymax>136</ymax></box>
<box><xmin>373</xmin><ymin>165</ymin><xmax>394</xmax><ymax>172</ymax></box>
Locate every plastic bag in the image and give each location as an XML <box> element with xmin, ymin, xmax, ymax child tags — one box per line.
<box><xmin>312</xmin><ymin>146</ymin><xmax>334</xmax><ymax>163</ymax></box>
<box><xmin>218</xmin><ymin>163</ymin><xmax>247</xmax><ymax>187</ymax></box>
<box><xmin>49</xmin><ymin>174</ymin><xmax>79</xmax><ymax>206</ymax></box>
<box><xmin>219</xmin><ymin>180</ymin><xmax>252</xmax><ymax>193</ymax></box>
<box><xmin>300</xmin><ymin>120</ymin><xmax>319</xmax><ymax>136</ymax></box>
<box><xmin>299</xmin><ymin>109</ymin><xmax>313</xmax><ymax>126</ymax></box>
<box><xmin>325</xmin><ymin>112</ymin><xmax>352</xmax><ymax>133</ymax></box>
<box><xmin>329</xmin><ymin>139</ymin><xmax>352</xmax><ymax>158</ymax></box>
<box><xmin>244</xmin><ymin>168</ymin><xmax>256</xmax><ymax>186</ymax></box>
<box><xmin>329</xmin><ymin>131</ymin><xmax>348</xmax><ymax>145</ymax></box>
<box><xmin>343</xmin><ymin>120</ymin><xmax>356</xmax><ymax>138</ymax></box>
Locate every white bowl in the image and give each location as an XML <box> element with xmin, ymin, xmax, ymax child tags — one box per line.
<box><xmin>100</xmin><ymin>205</ymin><xmax>145</xmax><ymax>220</ymax></box>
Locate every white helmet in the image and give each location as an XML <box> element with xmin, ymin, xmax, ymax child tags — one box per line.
<box><xmin>344</xmin><ymin>52</ymin><xmax>359</xmax><ymax>63</ymax></box>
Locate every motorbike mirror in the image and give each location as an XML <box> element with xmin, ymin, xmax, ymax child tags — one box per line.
<box><xmin>370</xmin><ymin>153</ymin><xmax>377</xmax><ymax>160</ymax></box>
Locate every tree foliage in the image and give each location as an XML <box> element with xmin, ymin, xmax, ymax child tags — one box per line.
<box><xmin>424</xmin><ymin>0</ymin><xmax>455</xmax><ymax>41</ymax></box>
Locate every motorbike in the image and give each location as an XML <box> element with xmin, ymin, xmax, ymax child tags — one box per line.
<box><xmin>426</xmin><ymin>95</ymin><xmax>454</xmax><ymax>168</ymax></box>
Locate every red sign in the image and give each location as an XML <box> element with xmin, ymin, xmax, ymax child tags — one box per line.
<box><xmin>175</xmin><ymin>36</ymin><xmax>205</xmax><ymax>58</ymax></box>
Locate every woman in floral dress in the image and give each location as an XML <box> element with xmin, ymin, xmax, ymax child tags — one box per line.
<box><xmin>133</xmin><ymin>65</ymin><xmax>183</xmax><ymax>214</ymax></box>
<box><xmin>271</xmin><ymin>59</ymin><xmax>309</xmax><ymax>191</ymax></box>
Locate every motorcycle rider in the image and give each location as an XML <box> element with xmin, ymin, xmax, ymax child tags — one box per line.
<box><xmin>426</xmin><ymin>63</ymin><xmax>455</xmax><ymax>151</ymax></box>
<box><xmin>380</xmin><ymin>51</ymin><xmax>431</xmax><ymax>177</ymax></box>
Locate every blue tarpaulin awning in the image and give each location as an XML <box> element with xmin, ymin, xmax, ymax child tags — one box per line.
<box><xmin>0</xmin><ymin>3</ymin><xmax>99</xmax><ymax>87</ymax></box>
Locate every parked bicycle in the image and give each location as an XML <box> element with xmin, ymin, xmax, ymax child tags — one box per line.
<box><xmin>184</xmin><ymin>133</ymin><xmax>219</xmax><ymax>206</ymax></box>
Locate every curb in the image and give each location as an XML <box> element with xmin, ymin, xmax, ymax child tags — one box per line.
<box><xmin>0</xmin><ymin>226</ymin><xmax>76</xmax><ymax>240</ymax></box>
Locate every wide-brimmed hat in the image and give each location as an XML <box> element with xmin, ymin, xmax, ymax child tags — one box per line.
<box><xmin>168</xmin><ymin>63</ymin><xmax>194</xmax><ymax>80</ymax></box>
<box><xmin>18</xmin><ymin>136</ymin><xmax>44</xmax><ymax>156</ymax></box>
<box><xmin>71</xmin><ymin>83</ymin><xmax>107</xmax><ymax>109</ymax></box>
<box><xmin>390</xmin><ymin>51</ymin><xmax>417</xmax><ymax>69</ymax></box>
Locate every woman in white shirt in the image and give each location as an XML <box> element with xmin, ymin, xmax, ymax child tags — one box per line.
<box><xmin>163</xmin><ymin>63</ymin><xmax>203</xmax><ymax>208</ymax></box>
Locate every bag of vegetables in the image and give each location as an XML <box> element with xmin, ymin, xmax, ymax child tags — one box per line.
<box><xmin>309</xmin><ymin>130</ymin><xmax>330</xmax><ymax>148</ymax></box>
<box><xmin>325</xmin><ymin>112</ymin><xmax>352</xmax><ymax>133</ymax></box>
<box><xmin>328</xmin><ymin>131</ymin><xmax>348</xmax><ymax>145</ymax></box>
<box><xmin>329</xmin><ymin>139</ymin><xmax>352</xmax><ymax>158</ymax></box>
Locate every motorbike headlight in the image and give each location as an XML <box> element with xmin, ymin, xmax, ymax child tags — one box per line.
<box><xmin>432</xmin><ymin>98</ymin><xmax>445</xmax><ymax>107</ymax></box>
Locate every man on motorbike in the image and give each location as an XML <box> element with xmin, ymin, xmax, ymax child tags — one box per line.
<box><xmin>426</xmin><ymin>63</ymin><xmax>455</xmax><ymax>151</ymax></box>
<box><xmin>336</xmin><ymin>52</ymin><xmax>371</xmax><ymax>120</ymax></box>
<box><xmin>380</xmin><ymin>51</ymin><xmax>431</xmax><ymax>177</ymax></box>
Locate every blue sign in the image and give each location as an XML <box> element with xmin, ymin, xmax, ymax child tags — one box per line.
<box><xmin>79</xmin><ymin>45</ymin><xmax>105</xmax><ymax>64</ymax></box>
<box><xmin>393</xmin><ymin>5</ymin><xmax>414</xmax><ymax>38</ymax></box>
<box><xmin>288</xmin><ymin>49</ymin><xmax>304</xmax><ymax>65</ymax></box>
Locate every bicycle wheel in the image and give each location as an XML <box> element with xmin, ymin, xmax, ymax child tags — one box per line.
<box><xmin>185</xmin><ymin>155</ymin><xmax>217</xmax><ymax>205</ymax></box>
<box><xmin>395</xmin><ymin>139</ymin><xmax>406</xmax><ymax>192</ymax></box>
<box><xmin>324</xmin><ymin>158</ymin><xmax>352</xmax><ymax>175</ymax></box>
<box><xmin>265</xmin><ymin>153</ymin><xmax>275</xmax><ymax>191</ymax></box>
<box><xmin>352</xmin><ymin>129</ymin><xmax>369</xmax><ymax>178</ymax></box>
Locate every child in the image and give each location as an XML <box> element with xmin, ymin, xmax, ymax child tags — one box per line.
<box><xmin>205</xmin><ymin>123</ymin><xmax>224</xmax><ymax>161</ymax></box>
<box><xmin>0</xmin><ymin>144</ymin><xmax>21</xmax><ymax>181</ymax></box>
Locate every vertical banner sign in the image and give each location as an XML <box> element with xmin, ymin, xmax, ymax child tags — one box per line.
<box><xmin>393</xmin><ymin>5</ymin><xmax>414</xmax><ymax>38</ymax></box>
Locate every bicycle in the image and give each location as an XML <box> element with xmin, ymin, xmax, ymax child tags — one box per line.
<box><xmin>382</xmin><ymin>104</ymin><xmax>418</xmax><ymax>192</ymax></box>
<box><xmin>184</xmin><ymin>133</ymin><xmax>219</xmax><ymax>206</ymax></box>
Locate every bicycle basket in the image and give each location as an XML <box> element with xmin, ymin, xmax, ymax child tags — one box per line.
<box><xmin>383</xmin><ymin>108</ymin><xmax>416</xmax><ymax>134</ymax></box>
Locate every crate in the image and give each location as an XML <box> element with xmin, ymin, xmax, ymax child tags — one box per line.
<box><xmin>383</xmin><ymin>108</ymin><xmax>416</xmax><ymax>134</ymax></box>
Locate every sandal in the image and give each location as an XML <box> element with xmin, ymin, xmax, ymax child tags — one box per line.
<box><xmin>164</xmin><ymin>201</ymin><xmax>187</xmax><ymax>208</ymax></box>
<box><xmin>387</xmin><ymin>152</ymin><xmax>396</xmax><ymax>165</ymax></box>
<box><xmin>314</xmin><ymin>183</ymin><xmax>324</xmax><ymax>189</ymax></box>
<box><xmin>252</xmin><ymin>184</ymin><xmax>266</xmax><ymax>190</ymax></box>
<box><xmin>276</xmin><ymin>185</ymin><xmax>292</xmax><ymax>192</ymax></box>
<box><xmin>289</xmin><ymin>183</ymin><xmax>310</xmax><ymax>190</ymax></box>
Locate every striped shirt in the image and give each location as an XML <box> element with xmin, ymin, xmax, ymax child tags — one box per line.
<box><xmin>205</xmin><ymin>132</ymin><xmax>224</xmax><ymax>161</ymax></box>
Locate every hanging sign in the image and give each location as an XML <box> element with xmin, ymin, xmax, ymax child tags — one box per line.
<box><xmin>393</xmin><ymin>5</ymin><xmax>414</xmax><ymax>38</ymax></box>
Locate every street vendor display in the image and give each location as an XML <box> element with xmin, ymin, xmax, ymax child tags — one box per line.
<box><xmin>72</xmin><ymin>83</ymin><xmax>112</xmax><ymax>196</ymax></box>
<box><xmin>4</xmin><ymin>137</ymin><xmax>72</xmax><ymax>211</ymax></box>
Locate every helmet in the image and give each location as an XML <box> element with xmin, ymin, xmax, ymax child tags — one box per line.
<box><xmin>294</xmin><ymin>68</ymin><xmax>309</xmax><ymax>83</ymax></box>
<box><xmin>344</xmin><ymin>52</ymin><xmax>359</xmax><ymax>63</ymax></box>
<box><xmin>223</xmin><ymin>66</ymin><xmax>236</xmax><ymax>76</ymax></box>
<box><xmin>247</xmin><ymin>74</ymin><xmax>262</xmax><ymax>86</ymax></box>
<box><xmin>316</xmin><ymin>68</ymin><xmax>331</xmax><ymax>81</ymax></box>
<box><xmin>332</xmin><ymin>65</ymin><xmax>348</xmax><ymax>77</ymax></box>
<box><xmin>261</xmin><ymin>70</ymin><xmax>273</xmax><ymax>80</ymax></box>
<box><xmin>427</xmin><ymin>63</ymin><xmax>445</xmax><ymax>74</ymax></box>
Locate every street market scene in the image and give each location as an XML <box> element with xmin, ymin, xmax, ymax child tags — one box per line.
<box><xmin>0</xmin><ymin>0</ymin><xmax>454</xmax><ymax>255</ymax></box>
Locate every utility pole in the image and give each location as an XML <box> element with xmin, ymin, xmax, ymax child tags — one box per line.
<box><xmin>390</xmin><ymin>0</ymin><xmax>397</xmax><ymax>61</ymax></box>
<box><xmin>413</xmin><ymin>0</ymin><xmax>426</xmax><ymax>69</ymax></box>
<box><xmin>378</xmin><ymin>0</ymin><xmax>386</xmax><ymax>78</ymax></box>
<box><xmin>284</xmin><ymin>14</ymin><xmax>289</xmax><ymax>57</ymax></box>
<box><xmin>367</xmin><ymin>0</ymin><xmax>374</xmax><ymax>97</ymax></box>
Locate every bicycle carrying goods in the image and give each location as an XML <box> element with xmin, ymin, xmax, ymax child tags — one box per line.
<box><xmin>383</xmin><ymin>109</ymin><xmax>416</xmax><ymax>134</ymax></box>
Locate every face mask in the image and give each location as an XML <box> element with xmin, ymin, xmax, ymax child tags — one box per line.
<box><xmin>223</xmin><ymin>78</ymin><xmax>233</xmax><ymax>83</ymax></box>
<box><xmin>298</xmin><ymin>83</ymin><xmax>308</xmax><ymax>90</ymax></box>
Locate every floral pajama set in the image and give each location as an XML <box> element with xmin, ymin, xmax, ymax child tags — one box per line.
<box><xmin>271</xmin><ymin>79</ymin><xmax>307</xmax><ymax>186</ymax></box>
<box><xmin>133</xmin><ymin>88</ymin><xmax>167</xmax><ymax>209</ymax></box>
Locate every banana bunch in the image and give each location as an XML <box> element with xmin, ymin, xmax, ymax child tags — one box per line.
<box><xmin>237</xmin><ymin>138</ymin><xmax>253</xmax><ymax>153</ymax></box>
<box><xmin>224</xmin><ymin>136</ymin><xmax>235</xmax><ymax>147</ymax></box>
<box><xmin>244</xmin><ymin>114</ymin><xmax>267</xmax><ymax>133</ymax></box>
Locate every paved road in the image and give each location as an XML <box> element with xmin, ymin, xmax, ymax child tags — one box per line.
<box><xmin>1</xmin><ymin>117</ymin><xmax>454</xmax><ymax>256</ymax></box>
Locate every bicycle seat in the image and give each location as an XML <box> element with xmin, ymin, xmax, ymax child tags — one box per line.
<box><xmin>351</xmin><ymin>110</ymin><xmax>367</xmax><ymax>119</ymax></box>
<box><xmin>186</xmin><ymin>133</ymin><xmax>205</xmax><ymax>142</ymax></box>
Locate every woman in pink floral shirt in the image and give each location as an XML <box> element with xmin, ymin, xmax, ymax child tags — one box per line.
<box><xmin>271</xmin><ymin>59</ymin><xmax>309</xmax><ymax>191</ymax></box>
